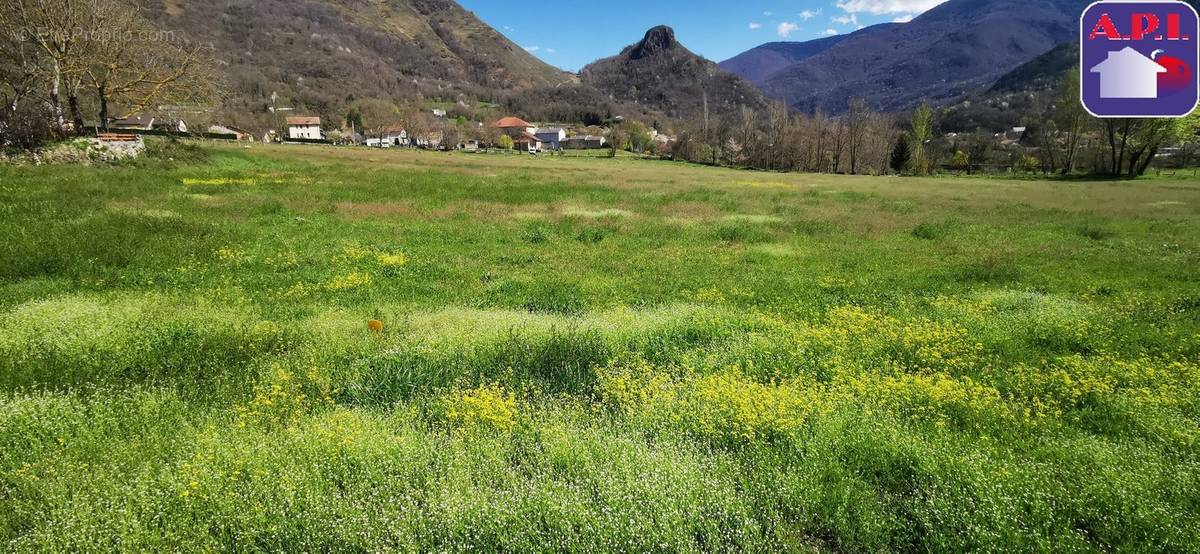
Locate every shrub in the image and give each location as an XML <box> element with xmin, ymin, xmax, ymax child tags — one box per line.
<box><xmin>0</xmin><ymin>105</ymin><xmax>52</xmax><ymax>153</ymax></box>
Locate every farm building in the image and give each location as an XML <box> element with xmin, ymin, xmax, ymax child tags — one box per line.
<box><xmin>208</xmin><ymin>125</ymin><xmax>253</xmax><ymax>141</ymax></box>
<box><xmin>564</xmin><ymin>135</ymin><xmax>607</xmax><ymax>149</ymax></box>
<box><xmin>514</xmin><ymin>133</ymin><xmax>543</xmax><ymax>152</ymax></box>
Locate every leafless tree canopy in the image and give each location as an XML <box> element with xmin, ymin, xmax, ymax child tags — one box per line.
<box><xmin>672</xmin><ymin>99</ymin><xmax>900</xmax><ymax>176</ymax></box>
<box><xmin>0</xmin><ymin>0</ymin><xmax>218</xmax><ymax>142</ymax></box>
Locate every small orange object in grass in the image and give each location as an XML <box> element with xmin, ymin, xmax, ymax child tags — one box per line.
<box><xmin>368</xmin><ymin>319</ymin><xmax>384</xmax><ymax>334</ymax></box>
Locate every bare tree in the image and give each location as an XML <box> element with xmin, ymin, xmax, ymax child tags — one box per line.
<box><xmin>846</xmin><ymin>99</ymin><xmax>870</xmax><ymax>175</ymax></box>
<box><xmin>810</xmin><ymin>109</ymin><xmax>828</xmax><ymax>173</ymax></box>
<box><xmin>764</xmin><ymin>101</ymin><xmax>788</xmax><ymax>170</ymax></box>
<box><xmin>85</xmin><ymin>0</ymin><xmax>215</xmax><ymax>130</ymax></box>
<box><xmin>0</xmin><ymin>16</ymin><xmax>41</xmax><ymax>114</ymax></box>
<box><xmin>734</xmin><ymin>105</ymin><xmax>757</xmax><ymax>167</ymax></box>
<box><xmin>1054</xmin><ymin>67</ymin><xmax>1086</xmax><ymax>174</ymax></box>
<box><xmin>353</xmin><ymin>98</ymin><xmax>401</xmax><ymax>146</ymax></box>
<box><xmin>6</xmin><ymin>0</ymin><xmax>90</xmax><ymax>132</ymax></box>
<box><xmin>865</xmin><ymin>111</ymin><xmax>898</xmax><ymax>175</ymax></box>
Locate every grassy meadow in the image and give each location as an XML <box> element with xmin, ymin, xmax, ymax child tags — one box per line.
<box><xmin>1</xmin><ymin>142</ymin><xmax>1199</xmax><ymax>551</ymax></box>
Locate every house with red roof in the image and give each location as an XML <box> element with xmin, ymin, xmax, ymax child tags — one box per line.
<box><xmin>493</xmin><ymin>117</ymin><xmax>537</xmax><ymax>139</ymax></box>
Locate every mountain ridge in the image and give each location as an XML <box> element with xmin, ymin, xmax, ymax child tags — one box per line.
<box><xmin>718</xmin><ymin>26</ymin><xmax>888</xmax><ymax>85</ymax></box>
<box><xmin>138</xmin><ymin>0</ymin><xmax>573</xmax><ymax>130</ymax></box>
<box><xmin>729</xmin><ymin>0</ymin><xmax>1092</xmax><ymax>114</ymax></box>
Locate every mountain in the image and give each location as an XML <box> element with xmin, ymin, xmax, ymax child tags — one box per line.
<box><xmin>754</xmin><ymin>0</ymin><xmax>1092</xmax><ymax>114</ymax></box>
<box><xmin>580</xmin><ymin>26</ymin><xmax>767</xmax><ymax>119</ymax></box>
<box><xmin>138</xmin><ymin>0</ymin><xmax>573</xmax><ymax>129</ymax></box>
<box><xmin>718</xmin><ymin>27</ymin><xmax>885</xmax><ymax>85</ymax></box>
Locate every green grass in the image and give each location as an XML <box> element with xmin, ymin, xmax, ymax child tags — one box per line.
<box><xmin>1</xmin><ymin>142</ymin><xmax>1199</xmax><ymax>551</ymax></box>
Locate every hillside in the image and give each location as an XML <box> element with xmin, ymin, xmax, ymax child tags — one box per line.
<box><xmin>139</xmin><ymin>0</ymin><xmax>573</xmax><ymax>130</ymax></box>
<box><xmin>755</xmin><ymin>0</ymin><xmax>1091</xmax><ymax>114</ymax></box>
<box><xmin>987</xmin><ymin>42</ymin><xmax>1078</xmax><ymax>94</ymax></box>
<box><xmin>939</xmin><ymin>41</ymin><xmax>1078</xmax><ymax>132</ymax></box>
<box><xmin>581</xmin><ymin>26</ymin><xmax>766</xmax><ymax>120</ymax></box>
<box><xmin>718</xmin><ymin>27</ymin><xmax>884</xmax><ymax>85</ymax></box>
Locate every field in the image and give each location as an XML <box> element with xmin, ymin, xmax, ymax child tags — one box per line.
<box><xmin>1</xmin><ymin>142</ymin><xmax>1199</xmax><ymax>551</ymax></box>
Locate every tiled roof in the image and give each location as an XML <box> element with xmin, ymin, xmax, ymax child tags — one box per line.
<box><xmin>286</xmin><ymin>116</ymin><xmax>321</xmax><ymax>126</ymax></box>
<box><xmin>494</xmin><ymin>116</ymin><xmax>533</xmax><ymax>128</ymax></box>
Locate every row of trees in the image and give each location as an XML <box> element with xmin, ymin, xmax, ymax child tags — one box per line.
<box><xmin>986</xmin><ymin>68</ymin><xmax>1198</xmax><ymax>178</ymax></box>
<box><xmin>0</xmin><ymin>0</ymin><xmax>215</xmax><ymax>147</ymax></box>
<box><xmin>661</xmin><ymin>64</ymin><xmax>1199</xmax><ymax>179</ymax></box>
<box><xmin>928</xmin><ymin>69</ymin><xmax>1199</xmax><ymax>178</ymax></box>
<box><xmin>668</xmin><ymin>100</ymin><xmax>901</xmax><ymax>175</ymax></box>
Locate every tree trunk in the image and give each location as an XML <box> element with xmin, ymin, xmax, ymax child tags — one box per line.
<box><xmin>49</xmin><ymin>63</ymin><xmax>65</xmax><ymax>134</ymax></box>
<box><xmin>1135</xmin><ymin>146</ymin><xmax>1159</xmax><ymax>176</ymax></box>
<box><xmin>67</xmin><ymin>92</ymin><xmax>84</xmax><ymax>135</ymax></box>
<box><xmin>1116</xmin><ymin>120</ymin><xmax>1133</xmax><ymax>177</ymax></box>
<box><xmin>98</xmin><ymin>86</ymin><xmax>110</xmax><ymax>132</ymax></box>
<box><xmin>1105</xmin><ymin>121</ymin><xmax>1119</xmax><ymax>175</ymax></box>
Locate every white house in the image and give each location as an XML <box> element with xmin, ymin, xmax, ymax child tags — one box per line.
<box><xmin>1090</xmin><ymin>47</ymin><xmax>1166</xmax><ymax>99</ymax></box>
<box><xmin>365</xmin><ymin>129</ymin><xmax>408</xmax><ymax>148</ymax></box>
<box><xmin>286</xmin><ymin>116</ymin><xmax>323</xmax><ymax>140</ymax></box>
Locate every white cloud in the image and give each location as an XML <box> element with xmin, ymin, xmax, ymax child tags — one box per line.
<box><xmin>799</xmin><ymin>9</ymin><xmax>821</xmax><ymax>20</ymax></box>
<box><xmin>822</xmin><ymin>28</ymin><xmax>839</xmax><ymax>36</ymax></box>
<box><xmin>763</xmin><ymin>11</ymin><xmax>773</xmax><ymax>16</ymax></box>
<box><xmin>832</xmin><ymin>14</ymin><xmax>858</xmax><ymax>26</ymax></box>
<box><xmin>749</xmin><ymin>22</ymin><xmax>762</xmax><ymax>29</ymax></box>
<box><xmin>835</xmin><ymin>0</ymin><xmax>947</xmax><ymax>15</ymax></box>
<box><xmin>893</xmin><ymin>14</ymin><xmax>914</xmax><ymax>22</ymax></box>
<box><xmin>545</xmin><ymin>48</ymin><xmax>556</xmax><ymax>53</ymax></box>
<box><xmin>777</xmin><ymin>22</ymin><xmax>800</xmax><ymax>38</ymax></box>
<box><xmin>523</xmin><ymin>45</ymin><xmax>539</xmax><ymax>52</ymax></box>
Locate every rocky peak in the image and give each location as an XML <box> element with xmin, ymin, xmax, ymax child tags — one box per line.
<box><xmin>629</xmin><ymin>26</ymin><xmax>677</xmax><ymax>60</ymax></box>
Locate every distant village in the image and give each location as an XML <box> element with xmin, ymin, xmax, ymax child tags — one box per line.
<box><xmin>103</xmin><ymin>109</ymin><xmax>678</xmax><ymax>155</ymax></box>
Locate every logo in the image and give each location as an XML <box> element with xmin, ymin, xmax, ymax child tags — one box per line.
<box><xmin>1081</xmin><ymin>1</ymin><xmax>1200</xmax><ymax>118</ymax></box>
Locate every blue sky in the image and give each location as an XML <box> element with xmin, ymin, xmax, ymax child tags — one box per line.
<box><xmin>457</xmin><ymin>0</ymin><xmax>949</xmax><ymax>72</ymax></box>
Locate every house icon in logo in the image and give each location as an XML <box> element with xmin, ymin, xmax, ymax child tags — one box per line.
<box><xmin>1090</xmin><ymin>47</ymin><xmax>1167</xmax><ymax>98</ymax></box>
